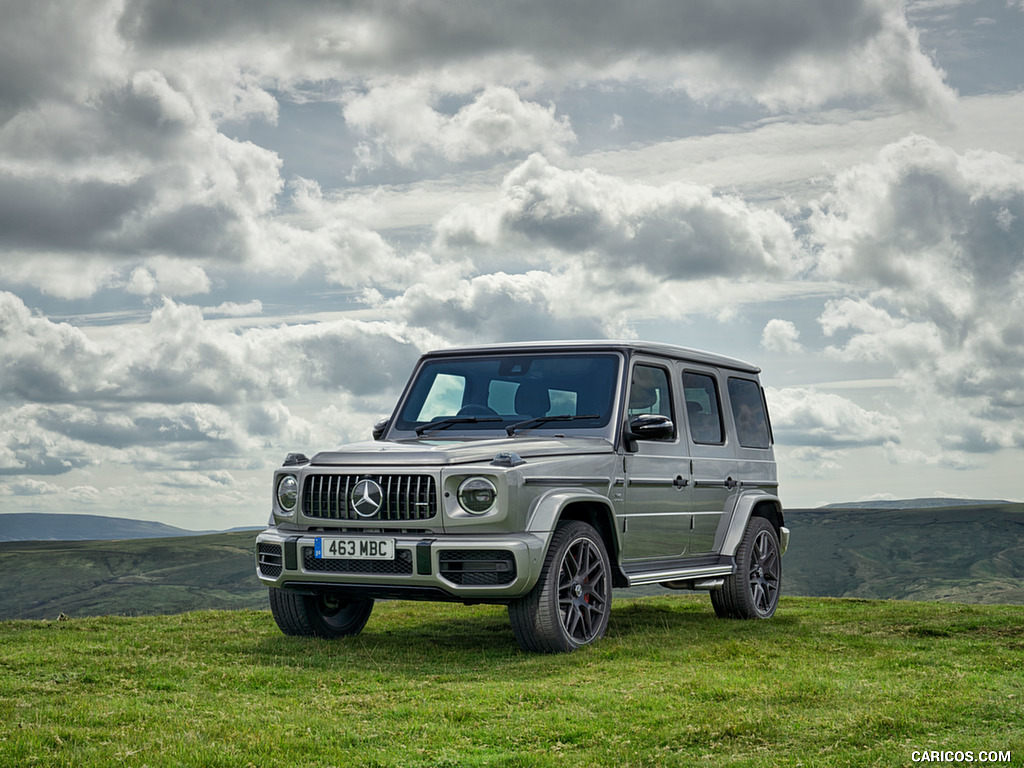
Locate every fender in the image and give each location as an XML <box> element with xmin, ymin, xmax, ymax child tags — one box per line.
<box><xmin>714</xmin><ymin>489</ymin><xmax>788</xmax><ymax>557</ymax></box>
<box><xmin>526</xmin><ymin>487</ymin><xmax>621</xmax><ymax>555</ymax></box>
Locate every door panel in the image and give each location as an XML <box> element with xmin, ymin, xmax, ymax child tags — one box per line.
<box><xmin>621</xmin><ymin>455</ymin><xmax>691</xmax><ymax>560</ymax></box>
<box><xmin>619</xmin><ymin>361</ymin><xmax>691</xmax><ymax>562</ymax></box>
<box><xmin>680</xmin><ymin>367</ymin><xmax>738</xmax><ymax>555</ymax></box>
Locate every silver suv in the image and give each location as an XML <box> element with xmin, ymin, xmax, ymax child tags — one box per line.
<box><xmin>256</xmin><ymin>341</ymin><xmax>789</xmax><ymax>652</ymax></box>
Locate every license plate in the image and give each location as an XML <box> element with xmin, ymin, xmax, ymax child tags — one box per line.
<box><xmin>314</xmin><ymin>537</ymin><xmax>394</xmax><ymax>560</ymax></box>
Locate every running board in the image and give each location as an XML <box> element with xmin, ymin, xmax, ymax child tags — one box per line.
<box><xmin>623</xmin><ymin>561</ymin><xmax>735</xmax><ymax>588</ymax></box>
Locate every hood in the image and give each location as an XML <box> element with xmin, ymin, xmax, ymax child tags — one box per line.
<box><xmin>309</xmin><ymin>436</ymin><xmax>614</xmax><ymax>467</ymax></box>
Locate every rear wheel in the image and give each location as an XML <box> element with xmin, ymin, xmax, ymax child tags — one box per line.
<box><xmin>711</xmin><ymin>516</ymin><xmax>781</xmax><ymax>619</ymax></box>
<box><xmin>508</xmin><ymin>521</ymin><xmax>611</xmax><ymax>653</ymax></box>
<box><xmin>269</xmin><ymin>587</ymin><xmax>373</xmax><ymax>638</ymax></box>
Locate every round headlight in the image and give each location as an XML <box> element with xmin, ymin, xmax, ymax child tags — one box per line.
<box><xmin>277</xmin><ymin>474</ymin><xmax>298</xmax><ymax>513</ymax></box>
<box><xmin>457</xmin><ymin>476</ymin><xmax>497</xmax><ymax>515</ymax></box>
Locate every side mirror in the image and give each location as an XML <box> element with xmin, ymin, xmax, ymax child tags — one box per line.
<box><xmin>628</xmin><ymin>414</ymin><xmax>674</xmax><ymax>441</ymax></box>
<box><xmin>372</xmin><ymin>419</ymin><xmax>389</xmax><ymax>441</ymax></box>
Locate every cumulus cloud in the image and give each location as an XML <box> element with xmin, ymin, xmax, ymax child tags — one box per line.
<box><xmin>345</xmin><ymin>85</ymin><xmax>576</xmax><ymax>169</ymax></box>
<box><xmin>370</xmin><ymin>270</ymin><xmax>612</xmax><ymax>344</ymax></box>
<box><xmin>0</xmin><ymin>0</ymin><xmax>952</xmax><ymax>303</ymax></box>
<box><xmin>0</xmin><ymin>292</ymin><xmax>428</xmax><ymax>476</ymax></box>
<box><xmin>112</xmin><ymin>0</ymin><xmax>953</xmax><ymax>110</ymax></box>
<box><xmin>808</xmin><ymin>136</ymin><xmax>1024</xmax><ymax>448</ymax></box>
<box><xmin>437</xmin><ymin>154</ymin><xmax>804</xmax><ymax>281</ymax></box>
<box><xmin>767</xmin><ymin>386</ymin><xmax>901</xmax><ymax>448</ymax></box>
<box><xmin>0</xmin><ymin>291</ymin><xmax>424</xmax><ymax>407</ymax></box>
<box><xmin>761</xmin><ymin>319</ymin><xmax>803</xmax><ymax>353</ymax></box>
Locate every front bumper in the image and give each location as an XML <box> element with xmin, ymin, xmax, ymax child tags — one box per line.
<box><xmin>255</xmin><ymin>529</ymin><xmax>547</xmax><ymax>601</ymax></box>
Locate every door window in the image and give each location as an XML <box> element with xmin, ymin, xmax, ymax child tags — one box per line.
<box><xmin>682</xmin><ymin>372</ymin><xmax>724</xmax><ymax>444</ymax></box>
<box><xmin>628</xmin><ymin>364</ymin><xmax>675</xmax><ymax>439</ymax></box>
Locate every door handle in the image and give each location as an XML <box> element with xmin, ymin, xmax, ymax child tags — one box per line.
<box><xmin>725</xmin><ymin>476</ymin><xmax>738</xmax><ymax>490</ymax></box>
<box><xmin>673</xmin><ymin>475</ymin><xmax>689</xmax><ymax>489</ymax></box>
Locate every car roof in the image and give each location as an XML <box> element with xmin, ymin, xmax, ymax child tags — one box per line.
<box><xmin>421</xmin><ymin>340</ymin><xmax>761</xmax><ymax>374</ymax></box>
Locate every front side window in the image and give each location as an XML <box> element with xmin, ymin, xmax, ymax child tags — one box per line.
<box><xmin>683</xmin><ymin>372</ymin><xmax>724</xmax><ymax>444</ymax></box>
<box><xmin>395</xmin><ymin>353</ymin><xmax>620</xmax><ymax>435</ymax></box>
<box><xmin>627</xmin><ymin>364</ymin><xmax>675</xmax><ymax>439</ymax></box>
<box><xmin>727</xmin><ymin>377</ymin><xmax>772</xmax><ymax>449</ymax></box>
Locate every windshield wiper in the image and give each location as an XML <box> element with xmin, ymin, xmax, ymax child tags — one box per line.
<box><xmin>505</xmin><ymin>414</ymin><xmax>600</xmax><ymax>436</ymax></box>
<box><xmin>414</xmin><ymin>416</ymin><xmax>502</xmax><ymax>436</ymax></box>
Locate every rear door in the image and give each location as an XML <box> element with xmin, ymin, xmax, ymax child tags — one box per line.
<box><xmin>725</xmin><ymin>375</ymin><xmax>778</xmax><ymax>494</ymax></box>
<box><xmin>679</xmin><ymin>366</ymin><xmax>739</xmax><ymax>555</ymax></box>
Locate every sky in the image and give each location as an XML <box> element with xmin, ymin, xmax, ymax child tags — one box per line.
<box><xmin>2</xmin><ymin>0</ymin><xmax>1023</xmax><ymax>531</ymax></box>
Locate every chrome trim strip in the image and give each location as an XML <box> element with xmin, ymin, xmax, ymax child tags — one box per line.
<box><xmin>523</xmin><ymin>477</ymin><xmax>604</xmax><ymax>486</ymax></box>
<box><xmin>626</xmin><ymin>564</ymin><xmax>735</xmax><ymax>587</ymax></box>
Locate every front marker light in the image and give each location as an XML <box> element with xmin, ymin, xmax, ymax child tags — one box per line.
<box><xmin>277</xmin><ymin>474</ymin><xmax>298</xmax><ymax>514</ymax></box>
<box><xmin>457</xmin><ymin>476</ymin><xmax>497</xmax><ymax>515</ymax></box>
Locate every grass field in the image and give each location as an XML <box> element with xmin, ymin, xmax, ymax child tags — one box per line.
<box><xmin>2</xmin><ymin>595</ymin><xmax>1021</xmax><ymax>767</ymax></box>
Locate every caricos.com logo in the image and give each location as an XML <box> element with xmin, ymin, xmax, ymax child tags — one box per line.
<box><xmin>911</xmin><ymin>751</ymin><xmax>1013</xmax><ymax>764</ymax></box>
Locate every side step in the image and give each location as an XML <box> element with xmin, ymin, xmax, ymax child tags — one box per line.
<box><xmin>622</xmin><ymin>557</ymin><xmax>735</xmax><ymax>588</ymax></box>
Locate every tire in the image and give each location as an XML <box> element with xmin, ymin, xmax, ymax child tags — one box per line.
<box><xmin>711</xmin><ymin>516</ymin><xmax>781</xmax><ymax>619</ymax></box>
<box><xmin>508</xmin><ymin>521</ymin><xmax>612</xmax><ymax>653</ymax></box>
<box><xmin>268</xmin><ymin>587</ymin><xmax>373</xmax><ymax>638</ymax></box>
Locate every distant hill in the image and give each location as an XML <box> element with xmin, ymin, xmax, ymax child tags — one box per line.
<box><xmin>784</xmin><ymin>502</ymin><xmax>1024</xmax><ymax>604</ymax></box>
<box><xmin>0</xmin><ymin>513</ymin><xmax>259</xmax><ymax>542</ymax></box>
<box><xmin>819</xmin><ymin>497</ymin><xmax>1015</xmax><ymax>510</ymax></box>
<box><xmin>1</xmin><ymin>501</ymin><xmax>1022</xmax><ymax>620</ymax></box>
<box><xmin>0</xmin><ymin>530</ymin><xmax>263</xmax><ymax>620</ymax></box>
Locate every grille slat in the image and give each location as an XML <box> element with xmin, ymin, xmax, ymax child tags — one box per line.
<box><xmin>302</xmin><ymin>474</ymin><xmax>437</xmax><ymax>521</ymax></box>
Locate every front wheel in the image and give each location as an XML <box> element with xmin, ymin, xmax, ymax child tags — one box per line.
<box><xmin>508</xmin><ymin>521</ymin><xmax>612</xmax><ymax>653</ymax></box>
<box><xmin>711</xmin><ymin>516</ymin><xmax>781</xmax><ymax>619</ymax></box>
<box><xmin>269</xmin><ymin>587</ymin><xmax>373</xmax><ymax>638</ymax></box>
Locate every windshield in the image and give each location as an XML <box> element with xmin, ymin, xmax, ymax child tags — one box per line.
<box><xmin>393</xmin><ymin>353</ymin><xmax>621</xmax><ymax>437</ymax></box>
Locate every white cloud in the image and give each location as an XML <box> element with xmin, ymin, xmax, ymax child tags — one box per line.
<box><xmin>808</xmin><ymin>136</ymin><xmax>1024</xmax><ymax>448</ymax></box>
<box><xmin>761</xmin><ymin>319</ymin><xmax>803</xmax><ymax>353</ymax></box>
<box><xmin>203</xmin><ymin>299</ymin><xmax>263</xmax><ymax>318</ymax></box>
<box><xmin>0</xmin><ymin>478</ymin><xmax>62</xmax><ymax>496</ymax></box>
<box><xmin>437</xmin><ymin>153</ymin><xmax>804</xmax><ymax>281</ymax></box>
<box><xmin>345</xmin><ymin>85</ymin><xmax>576</xmax><ymax>168</ymax></box>
<box><xmin>126</xmin><ymin>258</ymin><xmax>211</xmax><ymax>296</ymax></box>
<box><xmin>767</xmin><ymin>386</ymin><xmax>901</xmax><ymax>447</ymax></box>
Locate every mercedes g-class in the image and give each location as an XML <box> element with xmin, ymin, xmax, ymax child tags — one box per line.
<box><xmin>256</xmin><ymin>341</ymin><xmax>789</xmax><ymax>652</ymax></box>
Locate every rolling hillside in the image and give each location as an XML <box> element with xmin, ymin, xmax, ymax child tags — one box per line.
<box><xmin>0</xmin><ymin>512</ymin><xmax>256</xmax><ymax>542</ymax></box>
<box><xmin>0</xmin><ymin>531</ymin><xmax>264</xmax><ymax>620</ymax></box>
<box><xmin>1</xmin><ymin>502</ymin><xmax>1022</xmax><ymax>620</ymax></box>
<box><xmin>783</xmin><ymin>502</ymin><xmax>1024</xmax><ymax>604</ymax></box>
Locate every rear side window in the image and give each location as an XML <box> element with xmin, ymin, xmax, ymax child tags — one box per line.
<box><xmin>727</xmin><ymin>377</ymin><xmax>772</xmax><ymax>449</ymax></box>
<box><xmin>682</xmin><ymin>372</ymin><xmax>724</xmax><ymax>444</ymax></box>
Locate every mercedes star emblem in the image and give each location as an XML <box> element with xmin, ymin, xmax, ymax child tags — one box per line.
<box><xmin>351</xmin><ymin>478</ymin><xmax>384</xmax><ymax>517</ymax></box>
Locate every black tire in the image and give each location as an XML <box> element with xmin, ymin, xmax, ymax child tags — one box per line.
<box><xmin>508</xmin><ymin>521</ymin><xmax>612</xmax><ymax>653</ymax></box>
<box><xmin>268</xmin><ymin>587</ymin><xmax>373</xmax><ymax>638</ymax></box>
<box><xmin>711</xmin><ymin>516</ymin><xmax>781</xmax><ymax>619</ymax></box>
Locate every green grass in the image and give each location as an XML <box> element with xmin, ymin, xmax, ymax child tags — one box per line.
<box><xmin>2</xmin><ymin>596</ymin><xmax>1022</xmax><ymax>767</ymax></box>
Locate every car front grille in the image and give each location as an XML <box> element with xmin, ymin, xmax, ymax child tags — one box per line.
<box><xmin>302</xmin><ymin>547</ymin><xmax>414</xmax><ymax>575</ymax></box>
<box><xmin>438</xmin><ymin>550</ymin><xmax>517</xmax><ymax>586</ymax></box>
<box><xmin>303</xmin><ymin>474</ymin><xmax>437</xmax><ymax>521</ymax></box>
